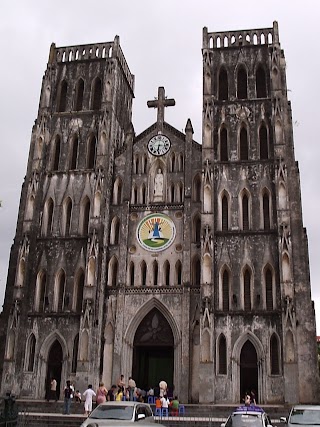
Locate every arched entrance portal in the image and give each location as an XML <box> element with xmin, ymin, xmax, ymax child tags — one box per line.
<box><xmin>240</xmin><ymin>340</ymin><xmax>258</xmax><ymax>403</ymax></box>
<box><xmin>132</xmin><ymin>308</ymin><xmax>174</xmax><ymax>391</ymax></box>
<box><xmin>45</xmin><ymin>340</ymin><xmax>63</xmax><ymax>400</ymax></box>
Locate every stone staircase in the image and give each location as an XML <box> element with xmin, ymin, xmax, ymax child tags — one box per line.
<box><xmin>14</xmin><ymin>399</ymin><xmax>290</xmax><ymax>427</ymax></box>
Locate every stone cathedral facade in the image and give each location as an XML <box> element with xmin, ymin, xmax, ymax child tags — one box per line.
<box><xmin>0</xmin><ymin>22</ymin><xmax>319</xmax><ymax>404</ymax></box>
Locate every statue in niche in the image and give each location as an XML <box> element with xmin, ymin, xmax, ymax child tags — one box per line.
<box><xmin>154</xmin><ymin>169</ymin><xmax>164</xmax><ymax>201</ymax></box>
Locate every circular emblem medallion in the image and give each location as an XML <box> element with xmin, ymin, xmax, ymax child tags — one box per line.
<box><xmin>136</xmin><ymin>213</ymin><xmax>176</xmax><ymax>252</ymax></box>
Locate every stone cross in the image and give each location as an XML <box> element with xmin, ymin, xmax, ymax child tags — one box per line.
<box><xmin>147</xmin><ymin>87</ymin><xmax>175</xmax><ymax>131</ymax></box>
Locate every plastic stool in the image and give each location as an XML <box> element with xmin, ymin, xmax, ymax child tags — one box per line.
<box><xmin>178</xmin><ymin>404</ymin><xmax>185</xmax><ymax>416</ymax></box>
<box><xmin>161</xmin><ymin>408</ymin><xmax>169</xmax><ymax>417</ymax></box>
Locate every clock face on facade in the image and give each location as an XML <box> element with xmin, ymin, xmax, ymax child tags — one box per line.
<box><xmin>147</xmin><ymin>134</ymin><xmax>171</xmax><ymax>156</ymax></box>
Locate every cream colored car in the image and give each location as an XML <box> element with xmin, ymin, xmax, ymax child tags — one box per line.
<box><xmin>80</xmin><ymin>401</ymin><xmax>161</xmax><ymax>427</ymax></box>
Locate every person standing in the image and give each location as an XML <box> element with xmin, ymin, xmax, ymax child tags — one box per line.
<box><xmin>83</xmin><ymin>384</ymin><xmax>96</xmax><ymax>416</ymax></box>
<box><xmin>107</xmin><ymin>385</ymin><xmax>116</xmax><ymax>401</ymax></box>
<box><xmin>159</xmin><ymin>380</ymin><xmax>167</xmax><ymax>398</ymax></box>
<box><xmin>128</xmin><ymin>377</ymin><xmax>136</xmax><ymax>401</ymax></box>
<box><xmin>117</xmin><ymin>374</ymin><xmax>125</xmax><ymax>392</ymax></box>
<box><xmin>96</xmin><ymin>382</ymin><xmax>108</xmax><ymax>405</ymax></box>
<box><xmin>48</xmin><ymin>377</ymin><xmax>57</xmax><ymax>402</ymax></box>
<box><xmin>170</xmin><ymin>396</ymin><xmax>179</xmax><ymax>416</ymax></box>
<box><xmin>63</xmin><ymin>380</ymin><xmax>73</xmax><ymax>415</ymax></box>
<box><xmin>160</xmin><ymin>394</ymin><xmax>169</xmax><ymax>410</ymax></box>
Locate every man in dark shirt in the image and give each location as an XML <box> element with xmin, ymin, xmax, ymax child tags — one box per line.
<box><xmin>107</xmin><ymin>385</ymin><xmax>116</xmax><ymax>401</ymax></box>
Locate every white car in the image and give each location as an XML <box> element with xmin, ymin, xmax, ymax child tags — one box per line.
<box><xmin>221</xmin><ymin>405</ymin><xmax>274</xmax><ymax>427</ymax></box>
<box><xmin>281</xmin><ymin>405</ymin><xmax>320</xmax><ymax>427</ymax></box>
<box><xmin>80</xmin><ymin>401</ymin><xmax>159</xmax><ymax>427</ymax></box>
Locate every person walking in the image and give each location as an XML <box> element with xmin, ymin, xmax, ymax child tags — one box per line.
<box><xmin>83</xmin><ymin>384</ymin><xmax>96</xmax><ymax>416</ymax></box>
<box><xmin>63</xmin><ymin>380</ymin><xmax>73</xmax><ymax>415</ymax></box>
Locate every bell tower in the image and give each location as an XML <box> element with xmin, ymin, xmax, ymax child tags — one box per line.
<box><xmin>200</xmin><ymin>21</ymin><xmax>319</xmax><ymax>403</ymax></box>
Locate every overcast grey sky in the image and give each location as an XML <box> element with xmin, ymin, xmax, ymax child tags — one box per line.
<box><xmin>1</xmin><ymin>0</ymin><xmax>319</xmax><ymax>330</ymax></box>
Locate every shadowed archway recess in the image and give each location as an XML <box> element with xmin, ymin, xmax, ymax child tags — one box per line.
<box><xmin>45</xmin><ymin>340</ymin><xmax>63</xmax><ymax>400</ymax></box>
<box><xmin>132</xmin><ymin>308</ymin><xmax>174</xmax><ymax>392</ymax></box>
<box><xmin>240</xmin><ymin>340</ymin><xmax>258</xmax><ymax>403</ymax></box>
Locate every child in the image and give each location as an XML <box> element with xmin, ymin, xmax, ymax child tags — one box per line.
<box><xmin>75</xmin><ymin>390</ymin><xmax>82</xmax><ymax>403</ymax></box>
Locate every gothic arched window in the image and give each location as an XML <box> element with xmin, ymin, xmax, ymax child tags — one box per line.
<box><xmin>220</xmin><ymin>127</ymin><xmax>228</xmax><ymax>161</ymax></box>
<box><xmin>108</xmin><ymin>257</ymin><xmax>118</xmax><ymax>286</ymax></box>
<box><xmin>129</xmin><ymin>262</ymin><xmax>135</xmax><ymax>287</ymax></box>
<box><xmin>239</xmin><ymin>127</ymin><xmax>249</xmax><ymax>160</ymax></box>
<box><xmin>221</xmin><ymin>194</ymin><xmax>229</xmax><ymax>231</ymax></box>
<box><xmin>141</xmin><ymin>184</ymin><xmax>146</xmax><ymax>204</ymax></box>
<box><xmin>110</xmin><ymin>216</ymin><xmax>120</xmax><ymax>245</ymax></box>
<box><xmin>175</xmin><ymin>260</ymin><xmax>182</xmax><ymax>285</ymax></box>
<box><xmin>70</xmin><ymin>135</ymin><xmax>79</xmax><ymax>169</ymax></box>
<box><xmin>222</xmin><ymin>269</ymin><xmax>230</xmax><ymax>311</ymax></box>
<box><xmin>35</xmin><ymin>270</ymin><xmax>47</xmax><ymax>312</ymax></box>
<box><xmin>26</xmin><ymin>334</ymin><xmax>36</xmax><ymax>371</ymax></box>
<box><xmin>242</xmin><ymin>193</ymin><xmax>249</xmax><ymax>231</ymax></box>
<box><xmin>63</xmin><ymin>197</ymin><xmax>72</xmax><ymax>236</ymax></box>
<box><xmin>243</xmin><ymin>269</ymin><xmax>251</xmax><ymax>310</ymax></box>
<box><xmin>58</xmin><ymin>80</ymin><xmax>68</xmax><ymax>112</ymax></box>
<box><xmin>259</xmin><ymin>125</ymin><xmax>269</xmax><ymax>160</ymax></box>
<box><xmin>152</xmin><ymin>261</ymin><xmax>158</xmax><ymax>286</ymax></box>
<box><xmin>52</xmin><ymin>136</ymin><xmax>61</xmax><ymax>171</ymax></box>
<box><xmin>218</xmin><ymin>68</ymin><xmax>228</xmax><ymax>100</ymax></box>
<box><xmin>132</xmin><ymin>185</ymin><xmax>138</xmax><ymax>204</ymax></box>
<box><xmin>141</xmin><ymin>261</ymin><xmax>147</xmax><ymax>287</ymax></box>
<box><xmin>75</xmin><ymin>78</ymin><xmax>84</xmax><ymax>111</ymax></box>
<box><xmin>54</xmin><ymin>270</ymin><xmax>66</xmax><ymax>312</ymax></box>
<box><xmin>87</xmin><ymin>135</ymin><xmax>97</xmax><ymax>169</ymax></box>
<box><xmin>265</xmin><ymin>267</ymin><xmax>273</xmax><ymax>310</ymax></box>
<box><xmin>81</xmin><ymin>197</ymin><xmax>90</xmax><ymax>235</ymax></box>
<box><xmin>263</xmin><ymin>192</ymin><xmax>271</xmax><ymax>230</ymax></box>
<box><xmin>164</xmin><ymin>261</ymin><xmax>170</xmax><ymax>286</ymax></box>
<box><xmin>43</xmin><ymin>198</ymin><xmax>54</xmax><ymax>236</ymax></box>
<box><xmin>113</xmin><ymin>178</ymin><xmax>123</xmax><ymax>205</ymax></box>
<box><xmin>193</xmin><ymin>215</ymin><xmax>201</xmax><ymax>244</ymax></box>
<box><xmin>256</xmin><ymin>66</ymin><xmax>267</xmax><ymax>98</ymax></box>
<box><xmin>73</xmin><ymin>269</ymin><xmax>84</xmax><ymax>312</ymax></box>
<box><xmin>237</xmin><ymin>66</ymin><xmax>247</xmax><ymax>99</ymax></box>
<box><xmin>91</xmin><ymin>77</ymin><xmax>102</xmax><ymax>110</ymax></box>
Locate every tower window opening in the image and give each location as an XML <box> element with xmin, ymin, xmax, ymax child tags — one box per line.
<box><xmin>240</xmin><ymin>127</ymin><xmax>249</xmax><ymax>161</ymax></box>
<box><xmin>218</xmin><ymin>68</ymin><xmax>229</xmax><ymax>100</ymax></box>
<box><xmin>58</xmin><ymin>80</ymin><xmax>68</xmax><ymax>112</ymax></box>
<box><xmin>259</xmin><ymin>125</ymin><xmax>269</xmax><ymax>160</ymax></box>
<box><xmin>92</xmin><ymin>77</ymin><xmax>102</xmax><ymax>110</ymax></box>
<box><xmin>220</xmin><ymin>127</ymin><xmax>228</xmax><ymax>161</ymax></box>
<box><xmin>244</xmin><ymin>269</ymin><xmax>251</xmax><ymax>310</ymax></box>
<box><xmin>75</xmin><ymin>79</ymin><xmax>84</xmax><ymax>111</ymax></box>
<box><xmin>256</xmin><ymin>66</ymin><xmax>267</xmax><ymax>98</ymax></box>
<box><xmin>237</xmin><ymin>67</ymin><xmax>248</xmax><ymax>99</ymax></box>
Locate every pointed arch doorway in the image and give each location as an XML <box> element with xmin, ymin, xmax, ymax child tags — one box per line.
<box><xmin>240</xmin><ymin>340</ymin><xmax>258</xmax><ymax>403</ymax></box>
<box><xmin>132</xmin><ymin>308</ymin><xmax>174</xmax><ymax>391</ymax></box>
<box><xmin>45</xmin><ymin>340</ymin><xmax>63</xmax><ymax>400</ymax></box>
